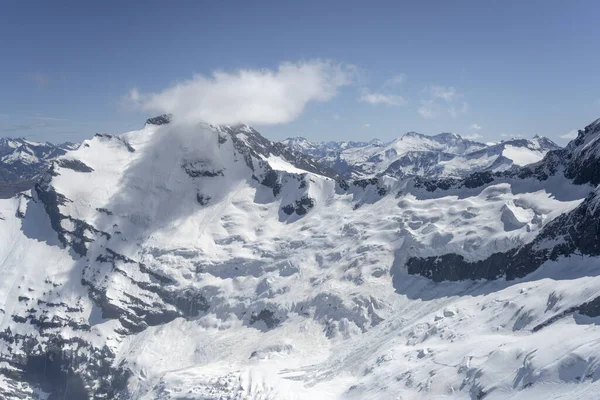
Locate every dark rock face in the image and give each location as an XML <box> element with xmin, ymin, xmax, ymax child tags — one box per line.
<box><xmin>57</xmin><ymin>159</ymin><xmax>94</xmax><ymax>173</ymax></box>
<box><xmin>281</xmin><ymin>196</ymin><xmax>315</xmax><ymax>216</ymax></box>
<box><xmin>196</xmin><ymin>193</ymin><xmax>211</xmax><ymax>205</ymax></box>
<box><xmin>35</xmin><ymin>177</ymin><xmax>110</xmax><ymax>257</ymax></box>
<box><xmin>182</xmin><ymin>160</ymin><xmax>223</xmax><ymax>178</ymax></box>
<box><xmin>0</xmin><ymin>330</ymin><xmax>131</xmax><ymax>400</ymax></box>
<box><xmin>145</xmin><ymin>114</ymin><xmax>173</xmax><ymax>126</ymax></box>
<box><xmin>563</xmin><ymin>120</ymin><xmax>600</xmax><ymax>185</ymax></box>
<box><xmin>353</xmin><ymin>177</ymin><xmax>379</xmax><ymax>189</ymax></box>
<box><xmin>249</xmin><ymin>309</ymin><xmax>281</xmax><ymax>330</ymax></box>
<box><xmin>261</xmin><ymin>170</ymin><xmax>282</xmax><ymax>197</ymax></box>
<box><xmin>94</xmin><ymin>134</ymin><xmax>135</xmax><ymax>153</ymax></box>
<box><xmin>84</xmin><ymin>247</ymin><xmax>211</xmax><ymax>335</ymax></box>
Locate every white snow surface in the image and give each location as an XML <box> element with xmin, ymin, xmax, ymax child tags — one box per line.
<box><xmin>0</xmin><ymin>120</ymin><xmax>599</xmax><ymax>399</ymax></box>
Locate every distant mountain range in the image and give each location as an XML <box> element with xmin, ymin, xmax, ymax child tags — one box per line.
<box><xmin>282</xmin><ymin>132</ymin><xmax>560</xmax><ymax>179</ymax></box>
<box><xmin>0</xmin><ymin>138</ymin><xmax>78</xmax><ymax>198</ymax></box>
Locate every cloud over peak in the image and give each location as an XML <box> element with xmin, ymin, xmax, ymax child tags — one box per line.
<box><xmin>560</xmin><ymin>129</ymin><xmax>578</xmax><ymax>140</ymax></box>
<box><xmin>126</xmin><ymin>60</ymin><xmax>355</xmax><ymax>126</ymax></box>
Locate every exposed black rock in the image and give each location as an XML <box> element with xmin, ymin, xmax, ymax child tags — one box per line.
<box><xmin>353</xmin><ymin>177</ymin><xmax>379</xmax><ymax>189</ymax></box>
<box><xmin>249</xmin><ymin>309</ymin><xmax>281</xmax><ymax>329</ymax></box>
<box><xmin>281</xmin><ymin>196</ymin><xmax>315</xmax><ymax>216</ymax></box>
<box><xmin>261</xmin><ymin>170</ymin><xmax>282</xmax><ymax>197</ymax></box>
<box><xmin>196</xmin><ymin>193</ymin><xmax>211</xmax><ymax>205</ymax></box>
<box><xmin>0</xmin><ymin>331</ymin><xmax>131</xmax><ymax>400</ymax></box>
<box><xmin>94</xmin><ymin>134</ymin><xmax>135</xmax><ymax>153</ymax></box>
<box><xmin>145</xmin><ymin>114</ymin><xmax>173</xmax><ymax>126</ymax></box>
<box><xmin>182</xmin><ymin>160</ymin><xmax>224</xmax><ymax>178</ymax></box>
<box><xmin>57</xmin><ymin>159</ymin><xmax>94</xmax><ymax>173</ymax></box>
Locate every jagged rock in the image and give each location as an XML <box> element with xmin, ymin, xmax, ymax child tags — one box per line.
<box><xmin>145</xmin><ymin>114</ymin><xmax>173</xmax><ymax>126</ymax></box>
<box><xmin>57</xmin><ymin>159</ymin><xmax>94</xmax><ymax>173</ymax></box>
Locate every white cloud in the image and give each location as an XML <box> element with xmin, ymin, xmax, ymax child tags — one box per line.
<box><xmin>358</xmin><ymin>74</ymin><xmax>407</xmax><ymax>107</ymax></box>
<box><xmin>332</xmin><ymin>113</ymin><xmax>341</xmax><ymax>120</ymax></box>
<box><xmin>424</xmin><ymin>85</ymin><xmax>458</xmax><ymax>102</ymax></box>
<box><xmin>362</xmin><ymin>123</ymin><xmax>371</xmax><ymax>128</ymax></box>
<box><xmin>125</xmin><ymin>60</ymin><xmax>355</xmax><ymax>126</ymax></box>
<box><xmin>382</xmin><ymin>74</ymin><xmax>406</xmax><ymax>87</ymax></box>
<box><xmin>359</xmin><ymin>91</ymin><xmax>406</xmax><ymax>106</ymax></box>
<box><xmin>463</xmin><ymin>133</ymin><xmax>482</xmax><ymax>140</ymax></box>
<box><xmin>469</xmin><ymin>123</ymin><xmax>482</xmax><ymax>131</ymax></box>
<box><xmin>501</xmin><ymin>133</ymin><xmax>524</xmax><ymax>139</ymax></box>
<box><xmin>418</xmin><ymin>85</ymin><xmax>468</xmax><ymax>119</ymax></box>
<box><xmin>560</xmin><ymin>129</ymin><xmax>578</xmax><ymax>140</ymax></box>
<box><xmin>418</xmin><ymin>100</ymin><xmax>436</xmax><ymax>119</ymax></box>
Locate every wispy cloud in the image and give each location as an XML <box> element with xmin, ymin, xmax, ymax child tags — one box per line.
<box><xmin>501</xmin><ymin>133</ymin><xmax>524</xmax><ymax>139</ymax></box>
<box><xmin>418</xmin><ymin>100</ymin><xmax>437</xmax><ymax>119</ymax></box>
<box><xmin>419</xmin><ymin>85</ymin><xmax>468</xmax><ymax>119</ymax></box>
<box><xmin>125</xmin><ymin>60</ymin><xmax>356</xmax><ymax>126</ymax></box>
<box><xmin>332</xmin><ymin>113</ymin><xmax>341</xmax><ymax>120</ymax></box>
<box><xmin>560</xmin><ymin>129</ymin><xmax>578</xmax><ymax>140</ymax></box>
<box><xmin>425</xmin><ymin>85</ymin><xmax>458</xmax><ymax>102</ymax></box>
<box><xmin>462</xmin><ymin>123</ymin><xmax>482</xmax><ymax>139</ymax></box>
<box><xmin>358</xmin><ymin>73</ymin><xmax>407</xmax><ymax>107</ymax></box>
<box><xmin>359</xmin><ymin>91</ymin><xmax>406</xmax><ymax>106</ymax></box>
<box><xmin>362</xmin><ymin>123</ymin><xmax>371</xmax><ymax>128</ymax></box>
<box><xmin>27</xmin><ymin>72</ymin><xmax>49</xmax><ymax>88</ymax></box>
<box><xmin>382</xmin><ymin>74</ymin><xmax>406</xmax><ymax>88</ymax></box>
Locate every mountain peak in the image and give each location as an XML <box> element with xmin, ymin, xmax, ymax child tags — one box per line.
<box><xmin>145</xmin><ymin>114</ymin><xmax>173</xmax><ymax>126</ymax></box>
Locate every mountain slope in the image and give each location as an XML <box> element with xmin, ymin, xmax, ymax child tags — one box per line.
<box><xmin>0</xmin><ymin>116</ymin><xmax>599</xmax><ymax>400</ymax></box>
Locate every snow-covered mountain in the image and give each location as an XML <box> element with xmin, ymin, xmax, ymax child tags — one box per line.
<box><xmin>283</xmin><ymin>132</ymin><xmax>560</xmax><ymax>179</ymax></box>
<box><xmin>0</xmin><ymin>138</ymin><xmax>79</xmax><ymax>198</ymax></box>
<box><xmin>1</xmin><ymin>115</ymin><xmax>600</xmax><ymax>400</ymax></box>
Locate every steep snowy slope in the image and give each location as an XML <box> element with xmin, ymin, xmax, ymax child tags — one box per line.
<box><xmin>0</xmin><ymin>138</ymin><xmax>79</xmax><ymax>198</ymax></box>
<box><xmin>0</xmin><ymin>116</ymin><xmax>599</xmax><ymax>400</ymax></box>
<box><xmin>283</xmin><ymin>133</ymin><xmax>560</xmax><ymax>180</ymax></box>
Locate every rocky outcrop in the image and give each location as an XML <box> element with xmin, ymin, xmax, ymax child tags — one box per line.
<box><xmin>282</xmin><ymin>196</ymin><xmax>315</xmax><ymax>216</ymax></box>
<box><xmin>145</xmin><ymin>114</ymin><xmax>173</xmax><ymax>126</ymax></box>
<box><xmin>57</xmin><ymin>159</ymin><xmax>94</xmax><ymax>173</ymax></box>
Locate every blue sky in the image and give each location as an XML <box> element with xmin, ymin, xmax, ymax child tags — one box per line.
<box><xmin>1</xmin><ymin>0</ymin><xmax>599</xmax><ymax>144</ymax></box>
